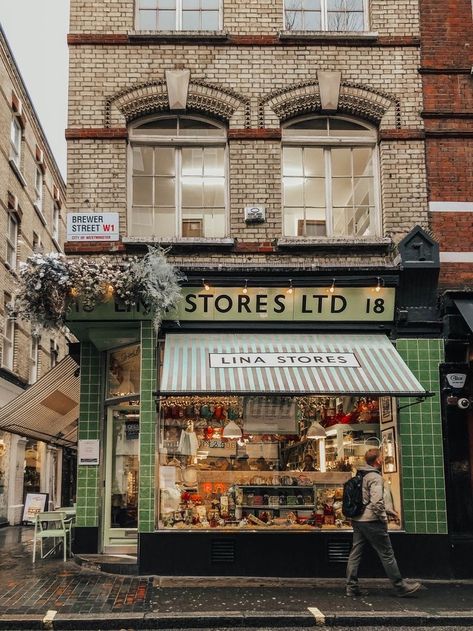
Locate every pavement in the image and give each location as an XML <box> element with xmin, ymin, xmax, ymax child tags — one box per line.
<box><xmin>1</xmin><ymin>526</ymin><xmax>473</xmax><ymax>630</ymax></box>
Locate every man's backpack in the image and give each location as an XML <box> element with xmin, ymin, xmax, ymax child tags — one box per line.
<box><xmin>342</xmin><ymin>471</ymin><xmax>368</xmax><ymax>518</ymax></box>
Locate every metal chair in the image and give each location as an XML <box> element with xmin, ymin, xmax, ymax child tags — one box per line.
<box><xmin>32</xmin><ymin>511</ymin><xmax>72</xmax><ymax>563</ymax></box>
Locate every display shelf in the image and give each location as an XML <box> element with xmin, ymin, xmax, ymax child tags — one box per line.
<box><xmin>236</xmin><ymin>484</ymin><xmax>314</xmax><ymax>489</ymax></box>
<box><xmin>240</xmin><ymin>504</ymin><xmax>315</xmax><ymax>509</ymax></box>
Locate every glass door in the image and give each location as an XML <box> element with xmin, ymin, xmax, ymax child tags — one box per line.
<box><xmin>104</xmin><ymin>406</ymin><xmax>140</xmax><ymax>552</ymax></box>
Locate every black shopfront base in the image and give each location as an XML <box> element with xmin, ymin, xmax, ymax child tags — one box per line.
<box><xmin>72</xmin><ymin>526</ymin><xmax>99</xmax><ymax>554</ymax></box>
<box><xmin>139</xmin><ymin>531</ymin><xmax>452</xmax><ymax>579</ymax></box>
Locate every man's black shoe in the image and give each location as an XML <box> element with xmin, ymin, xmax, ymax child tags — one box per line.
<box><xmin>346</xmin><ymin>587</ymin><xmax>368</xmax><ymax>597</ymax></box>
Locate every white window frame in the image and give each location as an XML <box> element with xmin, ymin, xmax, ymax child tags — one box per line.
<box><xmin>29</xmin><ymin>336</ymin><xmax>39</xmax><ymax>384</ymax></box>
<box><xmin>52</xmin><ymin>201</ymin><xmax>60</xmax><ymax>241</ymax></box>
<box><xmin>283</xmin><ymin>0</ymin><xmax>369</xmax><ymax>32</ymax></box>
<box><xmin>127</xmin><ymin>114</ymin><xmax>229</xmax><ymax>239</ymax></box>
<box><xmin>10</xmin><ymin>116</ymin><xmax>22</xmax><ymax>166</ymax></box>
<box><xmin>2</xmin><ymin>294</ymin><xmax>15</xmax><ymax>371</ymax></box>
<box><xmin>136</xmin><ymin>0</ymin><xmax>223</xmax><ymax>31</ymax></box>
<box><xmin>282</xmin><ymin>115</ymin><xmax>381</xmax><ymax>238</ymax></box>
<box><xmin>34</xmin><ymin>166</ymin><xmax>44</xmax><ymax>214</ymax></box>
<box><xmin>6</xmin><ymin>212</ymin><xmax>18</xmax><ymax>268</ymax></box>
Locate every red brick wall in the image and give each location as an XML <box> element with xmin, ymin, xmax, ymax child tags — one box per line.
<box><xmin>426</xmin><ymin>139</ymin><xmax>473</xmax><ymax>201</ymax></box>
<box><xmin>420</xmin><ymin>0</ymin><xmax>473</xmax><ymax>68</ymax></box>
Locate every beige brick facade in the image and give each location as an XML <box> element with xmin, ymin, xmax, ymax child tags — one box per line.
<box><xmin>67</xmin><ymin>0</ymin><xmax>428</xmax><ymax>267</ymax></box>
<box><xmin>0</xmin><ymin>29</ymin><xmax>68</xmax><ymax>387</ymax></box>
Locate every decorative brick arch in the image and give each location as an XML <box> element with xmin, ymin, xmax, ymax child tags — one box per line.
<box><xmin>105</xmin><ymin>80</ymin><xmax>250</xmax><ymax>128</ymax></box>
<box><xmin>260</xmin><ymin>80</ymin><xmax>400</xmax><ymax>128</ymax></box>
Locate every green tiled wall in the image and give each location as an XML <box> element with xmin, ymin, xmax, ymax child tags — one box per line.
<box><xmin>76</xmin><ymin>342</ymin><xmax>102</xmax><ymax>528</ymax></box>
<box><xmin>138</xmin><ymin>321</ymin><xmax>157</xmax><ymax>533</ymax></box>
<box><xmin>396</xmin><ymin>339</ymin><xmax>447</xmax><ymax>535</ymax></box>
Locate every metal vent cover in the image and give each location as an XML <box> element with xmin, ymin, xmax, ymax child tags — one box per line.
<box><xmin>327</xmin><ymin>539</ymin><xmax>351</xmax><ymax>563</ymax></box>
<box><xmin>211</xmin><ymin>539</ymin><xmax>236</xmax><ymax>564</ymax></box>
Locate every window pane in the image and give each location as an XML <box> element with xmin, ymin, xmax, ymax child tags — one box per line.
<box><xmin>353</xmin><ymin>148</ymin><xmax>373</xmax><ymax>176</ymax></box>
<box><xmin>182</xmin><ymin>0</ymin><xmax>199</xmax><ymax>7</ymax></box>
<box><xmin>332</xmin><ymin>177</ymin><xmax>353</xmax><ymax>207</ymax></box>
<box><xmin>354</xmin><ymin>178</ymin><xmax>374</xmax><ymax>205</ymax></box>
<box><xmin>327</xmin><ymin>12</ymin><xmax>347</xmax><ymax>31</ymax></box>
<box><xmin>182</xmin><ymin>179</ymin><xmax>203</xmax><ymax>206</ymax></box>
<box><xmin>203</xmin><ymin>207</ymin><xmax>226</xmax><ymax>237</ymax></box>
<box><xmin>135</xmin><ymin>118</ymin><xmax>177</xmax><ymax>135</ymax></box>
<box><xmin>285</xmin><ymin>10</ymin><xmax>303</xmax><ymax>30</ymax></box>
<box><xmin>331</xmin><ymin>148</ymin><xmax>352</xmax><ymax>176</ymax></box>
<box><xmin>329</xmin><ymin>119</ymin><xmax>372</xmax><ymax>136</ymax></box>
<box><xmin>284</xmin><ymin>178</ymin><xmax>304</xmax><ymax>206</ymax></box>
<box><xmin>284</xmin><ymin>118</ymin><xmax>328</xmax><ymax>136</ymax></box>
<box><xmin>203</xmin><ymin>147</ymin><xmax>224</xmax><ymax>176</ymax></box>
<box><xmin>182</xmin><ymin>148</ymin><xmax>203</xmax><ymax>176</ymax></box>
<box><xmin>158</xmin><ymin>9</ymin><xmax>176</xmax><ymax>28</ymax></box>
<box><xmin>139</xmin><ymin>10</ymin><xmax>157</xmax><ymax>29</ymax></box>
<box><xmin>204</xmin><ymin>179</ymin><xmax>225</xmax><ymax>207</ymax></box>
<box><xmin>284</xmin><ymin>207</ymin><xmax>304</xmax><ymax>236</ymax></box>
<box><xmin>333</xmin><ymin>206</ymin><xmax>373</xmax><ymax>236</ymax></box>
<box><xmin>182</xmin><ymin>10</ymin><xmax>200</xmax><ymax>29</ymax></box>
<box><xmin>304</xmin><ymin>178</ymin><xmax>325</xmax><ymax>206</ymax></box>
<box><xmin>202</xmin><ymin>10</ymin><xmax>219</xmax><ymax>29</ymax></box>
<box><xmin>202</xmin><ymin>0</ymin><xmax>219</xmax><ymax>9</ymax></box>
<box><xmin>140</xmin><ymin>0</ymin><xmax>158</xmax><ymax>7</ymax></box>
<box><xmin>304</xmin><ymin>11</ymin><xmax>321</xmax><ymax>30</ymax></box>
<box><xmin>155</xmin><ymin>177</ymin><xmax>175</xmax><ymax>206</ymax></box>
<box><xmin>132</xmin><ymin>207</ymin><xmax>154</xmax><ymax>237</ymax></box>
<box><xmin>283</xmin><ymin>147</ymin><xmax>303</xmax><ymax>176</ymax></box>
<box><xmin>305</xmin><ymin>208</ymin><xmax>327</xmax><ymax>236</ymax></box>
<box><xmin>155</xmin><ymin>207</ymin><xmax>177</xmax><ymax>237</ymax></box>
<box><xmin>8</xmin><ymin>216</ymin><xmax>17</xmax><ymax>242</ymax></box>
<box><xmin>158</xmin><ymin>0</ymin><xmax>175</xmax><ymax>7</ymax></box>
<box><xmin>303</xmin><ymin>147</ymin><xmax>324</xmax><ymax>176</ymax></box>
<box><xmin>133</xmin><ymin>146</ymin><xmax>154</xmax><ymax>175</ymax></box>
<box><xmin>133</xmin><ymin>177</ymin><xmax>153</xmax><ymax>205</ymax></box>
<box><xmin>179</xmin><ymin>118</ymin><xmax>223</xmax><ymax>136</ymax></box>
<box><xmin>155</xmin><ymin>147</ymin><xmax>175</xmax><ymax>175</ymax></box>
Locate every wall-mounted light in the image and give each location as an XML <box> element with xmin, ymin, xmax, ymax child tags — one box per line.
<box><xmin>287</xmin><ymin>279</ymin><xmax>293</xmax><ymax>294</ymax></box>
<box><xmin>329</xmin><ymin>278</ymin><xmax>336</xmax><ymax>294</ymax></box>
<box><xmin>202</xmin><ymin>278</ymin><xmax>210</xmax><ymax>291</ymax></box>
<box><xmin>242</xmin><ymin>279</ymin><xmax>248</xmax><ymax>294</ymax></box>
<box><xmin>375</xmin><ymin>277</ymin><xmax>383</xmax><ymax>293</ymax></box>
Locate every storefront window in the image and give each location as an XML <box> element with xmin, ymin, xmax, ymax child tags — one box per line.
<box><xmin>24</xmin><ymin>440</ymin><xmax>41</xmax><ymax>494</ymax></box>
<box><xmin>107</xmin><ymin>344</ymin><xmax>141</xmax><ymax>399</ymax></box>
<box><xmin>110</xmin><ymin>409</ymin><xmax>139</xmax><ymax>529</ymax></box>
<box><xmin>156</xmin><ymin>394</ymin><xmax>401</xmax><ymax>530</ymax></box>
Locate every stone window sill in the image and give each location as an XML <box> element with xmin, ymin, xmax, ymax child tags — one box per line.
<box><xmin>277</xmin><ymin>236</ymin><xmax>392</xmax><ymax>249</ymax></box>
<box><xmin>278</xmin><ymin>30</ymin><xmax>379</xmax><ymax>41</ymax></box>
<box><xmin>33</xmin><ymin>203</ymin><xmax>47</xmax><ymax>226</ymax></box>
<box><xmin>128</xmin><ymin>30</ymin><xmax>228</xmax><ymax>41</ymax></box>
<box><xmin>122</xmin><ymin>236</ymin><xmax>234</xmax><ymax>247</ymax></box>
<box><xmin>9</xmin><ymin>159</ymin><xmax>27</xmax><ymax>187</ymax></box>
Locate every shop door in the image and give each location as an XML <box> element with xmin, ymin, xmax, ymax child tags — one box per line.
<box><xmin>103</xmin><ymin>406</ymin><xmax>140</xmax><ymax>552</ymax></box>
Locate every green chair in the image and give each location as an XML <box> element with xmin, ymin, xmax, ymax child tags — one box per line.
<box><xmin>32</xmin><ymin>511</ymin><xmax>72</xmax><ymax>563</ymax></box>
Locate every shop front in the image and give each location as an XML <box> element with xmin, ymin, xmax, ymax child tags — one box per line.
<box><xmin>70</xmin><ymin>280</ymin><xmax>449</xmax><ymax>577</ymax></box>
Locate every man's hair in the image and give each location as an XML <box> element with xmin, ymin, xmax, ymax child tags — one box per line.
<box><xmin>365</xmin><ymin>448</ymin><xmax>381</xmax><ymax>466</ymax></box>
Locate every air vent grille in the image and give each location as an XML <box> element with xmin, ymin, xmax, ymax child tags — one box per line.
<box><xmin>327</xmin><ymin>539</ymin><xmax>351</xmax><ymax>563</ymax></box>
<box><xmin>211</xmin><ymin>539</ymin><xmax>235</xmax><ymax>564</ymax></box>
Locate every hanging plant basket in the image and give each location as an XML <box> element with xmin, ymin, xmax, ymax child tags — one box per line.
<box><xmin>12</xmin><ymin>247</ymin><xmax>184</xmax><ymax>333</ymax></box>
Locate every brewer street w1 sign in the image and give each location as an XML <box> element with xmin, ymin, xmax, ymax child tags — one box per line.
<box><xmin>67</xmin><ymin>213</ymin><xmax>119</xmax><ymax>241</ymax></box>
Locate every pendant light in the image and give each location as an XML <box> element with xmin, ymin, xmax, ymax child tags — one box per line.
<box><xmin>306</xmin><ymin>420</ymin><xmax>327</xmax><ymax>440</ymax></box>
<box><xmin>222</xmin><ymin>420</ymin><xmax>242</xmax><ymax>439</ymax></box>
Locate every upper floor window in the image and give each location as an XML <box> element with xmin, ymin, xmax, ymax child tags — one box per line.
<box><xmin>10</xmin><ymin>117</ymin><xmax>22</xmax><ymax>166</ymax></box>
<box><xmin>2</xmin><ymin>293</ymin><xmax>15</xmax><ymax>371</ymax></box>
<box><xmin>34</xmin><ymin>167</ymin><xmax>43</xmax><ymax>213</ymax></box>
<box><xmin>284</xmin><ymin>0</ymin><xmax>367</xmax><ymax>32</ymax></box>
<box><xmin>29</xmin><ymin>336</ymin><xmax>39</xmax><ymax>384</ymax></box>
<box><xmin>50</xmin><ymin>339</ymin><xmax>59</xmax><ymax>369</ymax></box>
<box><xmin>6</xmin><ymin>213</ymin><xmax>18</xmax><ymax>268</ymax></box>
<box><xmin>129</xmin><ymin>115</ymin><xmax>227</xmax><ymax>239</ymax></box>
<box><xmin>282</xmin><ymin>116</ymin><xmax>380</xmax><ymax>238</ymax></box>
<box><xmin>52</xmin><ymin>201</ymin><xmax>60</xmax><ymax>242</ymax></box>
<box><xmin>137</xmin><ymin>0</ymin><xmax>221</xmax><ymax>31</ymax></box>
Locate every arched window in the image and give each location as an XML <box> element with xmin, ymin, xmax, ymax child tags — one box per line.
<box><xmin>282</xmin><ymin>116</ymin><xmax>380</xmax><ymax>238</ymax></box>
<box><xmin>129</xmin><ymin>115</ymin><xmax>227</xmax><ymax>239</ymax></box>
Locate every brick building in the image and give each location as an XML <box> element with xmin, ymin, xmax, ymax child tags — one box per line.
<box><xmin>0</xmin><ymin>26</ymin><xmax>72</xmax><ymax>524</ymax></box>
<box><xmin>67</xmin><ymin>0</ymin><xmax>454</xmax><ymax>576</ymax></box>
<box><xmin>420</xmin><ymin>0</ymin><xmax>473</xmax><ymax>576</ymax></box>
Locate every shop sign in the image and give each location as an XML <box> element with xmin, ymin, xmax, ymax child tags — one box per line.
<box><xmin>175</xmin><ymin>286</ymin><xmax>395</xmax><ymax>322</ymax></box>
<box><xmin>78</xmin><ymin>439</ymin><xmax>100</xmax><ymax>465</ymax></box>
<box><xmin>22</xmin><ymin>493</ymin><xmax>48</xmax><ymax>523</ymax></box>
<box><xmin>66</xmin><ymin>213</ymin><xmax>119</xmax><ymax>241</ymax></box>
<box><xmin>210</xmin><ymin>352</ymin><xmax>359</xmax><ymax>368</ymax></box>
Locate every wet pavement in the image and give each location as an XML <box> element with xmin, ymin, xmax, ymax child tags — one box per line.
<box><xmin>1</xmin><ymin>526</ymin><xmax>473</xmax><ymax>628</ymax></box>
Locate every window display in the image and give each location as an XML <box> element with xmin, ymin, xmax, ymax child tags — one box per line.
<box><xmin>107</xmin><ymin>344</ymin><xmax>141</xmax><ymax>399</ymax></box>
<box><xmin>157</xmin><ymin>394</ymin><xmax>401</xmax><ymax>531</ymax></box>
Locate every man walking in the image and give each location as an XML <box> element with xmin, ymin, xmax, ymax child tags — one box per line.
<box><xmin>346</xmin><ymin>448</ymin><xmax>422</xmax><ymax>597</ymax></box>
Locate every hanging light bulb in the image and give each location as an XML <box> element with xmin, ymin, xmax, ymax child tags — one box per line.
<box><xmin>375</xmin><ymin>277</ymin><xmax>382</xmax><ymax>293</ymax></box>
<box><xmin>202</xmin><ymin>278</ymin><xmax>210</xmax><ymax>291</ymax></box>
<box><xmin>329</xmin><ymin>278</ymin><xmax>336</xmax><ymax>294</ymax></box>
<box><xmin>306</xmin><ymin>420</ymin><xmax>327</xmax><ymax>440</ymax></box>
<box><xmin>222</xmin><ymin>420</ymin><xmax>242</xmax><ymax>439</ymax></box>
<box><xmin>287</xmin><ymin>279</ymin><xmax>293</xmax><ymax>294</ymax></box>
<box><xmin>242</xmin><ymin>279</ymin><xmax>248</xmax><ymax>294</ymax></box>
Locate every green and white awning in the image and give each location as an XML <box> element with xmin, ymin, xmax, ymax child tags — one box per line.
<box><xmin>160</xmin><ymin>333</ymin><xmax>427</xmax><ymax>397</ymax></box>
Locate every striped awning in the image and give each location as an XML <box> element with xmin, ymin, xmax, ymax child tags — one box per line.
<box><xmin>160</xmin><ymin>333</ymin><xmax>427</xmax><ymax>397</ymax></box>
<box><xmin>0</xmin><ymin>356</ymin><xmax>79</xmax><ymax>447</ymax></box>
